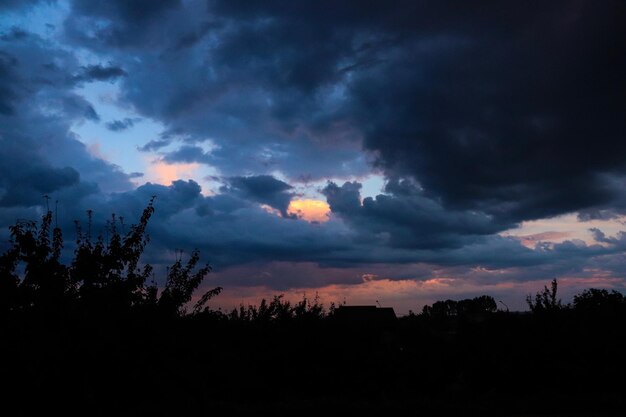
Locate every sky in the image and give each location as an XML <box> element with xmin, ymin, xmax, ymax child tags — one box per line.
<box><xmin>1</xmin><ymin>0</ymin><xmax>625</xmax><ymax>314</ymax></box>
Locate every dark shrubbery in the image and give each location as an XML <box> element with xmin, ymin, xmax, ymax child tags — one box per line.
<box><xmin>573</xmin><ymin>288</ymin><xmax>625</xmax><ymax>314</ymax></box>
<box><xmin>0</xmin><ymin>204</ymin><xmax>625</xmax><ymax>414</ymax></box>
<box><xmin>0</xmin><ymin>198</ymin><xmax>221</xmax><ymax>319</ymax></box>
<box><xmin>526</xmin><ymin>278</ymin><xmax>564</xmax><ymax>313</ymax></box>
<box><xmin>421</xmin><ymin>295</ymin><xmax>497</xmax><ymax>317</ymax></box>
<box><xmin>225</xmin><ymin>293</ymin><xmax>333</xmax><ymax>323</ymax></box>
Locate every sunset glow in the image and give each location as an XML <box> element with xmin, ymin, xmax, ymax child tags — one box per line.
<box><xmin>287</xmin><ymin>199</ymin><xmax>331</xmax><ymax>222</ymax></box>
<box><xmin>145</xmin><ymin>161</ymin><xmax>201</xmax><ymax>186</ymax></box>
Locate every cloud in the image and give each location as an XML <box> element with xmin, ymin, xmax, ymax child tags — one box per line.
<box><xmin>221</xmin><ymin>175</ymin><xmax>295</xmax><ymax>217</ymax></box>
<box><xmin>0</xmin><ymin>27</ymin><xmax>29</xmax><ymax>41</ymax></box>
<box><xmin>64</xmin><ymin>0</ymin><xmax>184</xmax><ymax>50</ymax></box>
<box><xmin>105</xmin><ymin>117</ymin><xmax>139</xmax><ymax>131</ymax></box>
<box><xmin>161</xmin><ymin>145</ymin><xmax>211</xmax><ymax>165</ymax></box>
<box><xmin>138</xmin><ymin>138</ymin><xmax>171</xmax><ymax>152</ymax></box>
<box><xmin>77</xmin><ymin>64</ymin><xmax>126</xmax><ymax>82</ymax></box>
<box><xmin>323</xmin><ymin>178</ymin><xmax>506</xmax><ymax>250</ymax></box>
<box><xmin>2</xmin><ymin>2</ymin><xmax>626</xmax><ymax>297</ymax></box>
<box><xmin>0</xmin><ymin>0</ymin><xmax>52</xmax><ymax>12</ymax></box>
<box><xmin>0</xmin><ymin>28</ymin><xmax>134</xmax><ymax>217</ymax></box>
<box><xmin>87</xmin><ymin>178</ymin><xmax>354</xmax><ymax>273</ymax></box>
<box><xmin>58</xmin><ymin>1</ymin><xmax>626</xmax><ymax>227</ymax></box>
<box><xmin>59</xmin><ymin>94</ymin><xmax>100</xmax><ymax>121</ymax></box>
<box><xmin>0</xmin><ymin>166</ymin><xmax>79</xmax><ymax>207</ymax></box>
<box><xmin>340</xmin><ymin>2</ymin><xmax>626</xmax><ymax>225</ymax></box>
<box><xmin>0</xmin><ymin>51</ymin><xmax>19</xmax><ymax>115</ymax></box>
<box><xmin>62</xmin><ymin>0</ymin><xmax>371</xmax><ymax>181</ymax></box>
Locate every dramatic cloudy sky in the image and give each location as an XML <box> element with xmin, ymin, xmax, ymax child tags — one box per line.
<box><xmin>1</xmin><ymin>0</ymin><xmax>625</xmax><ymax>312</ymax></box>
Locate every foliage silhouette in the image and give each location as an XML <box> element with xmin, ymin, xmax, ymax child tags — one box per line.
<box><xmin>526</xmin><ymin>278</ymin><xmax>563</xmax><ymax>313</ymax></box>
<box><xmin>572</xmin><ymin>288</ymin><xmax>625</xmax><ymax>315</ymax></box>
<box><xmin>225</xmin><ymin>293</ymin><xmax>332</xmax><ymax>323</ymax></box>
<box><xmin>0</xmin><ymin>198</ymin><xmax>221</xmax><ymax>317</ymax></box>
<box><xmin>421</xmin><ymin>295</ymin><xmax>497</xmax><ymax>317</ymax></box>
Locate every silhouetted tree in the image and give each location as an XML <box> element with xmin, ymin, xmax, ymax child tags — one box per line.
<box><xmin>0</xmin><ymin>198</ymin><xmax>220</xmax><ymax>317</ymax></box>
<box><xmin>158</xmin><ymin>249</ymin><xmax>218</xmax><ymax>315</ymax></box>
<box><xmin>0</xmin><ymin>210</ymin><xmax>70</xmax><ymax>314</ymax></box>
<box><xmin>421</xmin><ymin>295</ymin><xmax>497</xmax><ymax>317</ymax></box>
<box><xmin>458</xmin><ymin>295</ymin><xmax>497</xmax><ymax>315</ymax></box>
<box><xmin>526</xmin><ymin>279</ymin><xmax>564</xmax><ymax>313</ymax></box>
<box><xmin>572</xmin><ymin>288</ymin><xmax>625</xmax><ymax>315</ymax></box>
<box><xmin>422</xmin><ymin>299</ymin><xmax>458</xmax><ymax>317</ymax></box>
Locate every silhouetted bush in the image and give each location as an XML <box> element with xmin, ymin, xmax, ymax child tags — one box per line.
<box><xmin>225</xmin><ymin>293</ymin><xmax>332</xmax><ymax>323</ymax></box>
<box><xmin>526</xmin><ymin>278</ymin><xmax>564</xmax><ymax>313</ymax></box>
<box><xmin>0</xmin><ymin>198</ymin><xmax>221</xmax><ymax>318</ymax></box>
<box><xmin>421</xmin><ymin>295</ymin><xmax>497</xmax><ymax>317</ymax></box>
<box><xmin>573</xmin><ymin>288</ymin><xmax>625</xmax><ymax>315</ymax></box>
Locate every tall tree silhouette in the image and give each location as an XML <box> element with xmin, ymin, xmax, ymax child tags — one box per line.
<box><xmin>526</xmin><ymin>278</ymin><xmax>563</xmax><ymax>313</ymax></box>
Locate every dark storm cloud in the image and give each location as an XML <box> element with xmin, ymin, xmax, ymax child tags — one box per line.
<box><xmin>0</xmin><ymin>165</ymin><xmax>79</xmax><ymax>207</ymax></box>
<box><xmin>0</xmin><ymin>29</ymin><xmax>134</xmax><ymax>221</ymax></box>
<box><xmin>63</xmin><ymin>0</ymin><xmax>371</xmax><ymax>181</ymax></box>
<box><xmin>90</xmin><ymin>179</ymin><xmax>353</xmax><ymax>273</ymax></box>
<box><xmin>45</xmin><ymin>172</ymin><xmax>622</xmax><ymax>290</ymax></box>
<box><xmin>0</xmin><ymin>27</ymin><xmax>29</xmax><ymax>41</ymax></box>
<box><xmin>161</xmin><ymin>145</ymin><xmax>211</xmax><ymax>164</ymax></box>
<box><xmin>170</xmin><ymin>21</ymin><xmax>214</xmax><ymax>51</ymax></box>
<box><xmin>77</xmin><ymin>64</ymin><xmax>126</xmax><ymax>82</ymax></box>
<box><xmin>64</xmin><ymin>0</ymin><xmax>184</xmax><ymax>50</ymax></box>
<box><xmin>323</xmin><ymin>178</ymin><xmax>505</xmax><ymax>249</ymax></box>
<box><xmin>0</xmin><ymin>0</ymin><xmax>53</xmax><ymax>11</ymax></box>
<box><xmin>339</xmin><ymin>1</ymin><xmax>626</xmax><ymax>225</ymax></box>
<box><xmin>106</xmin><ymin>117</ymin><xmax>139</xmax><ymax>132</ymax></box>
<box><xmin>2</xmin><ymin>1</ymin><xmax>626</xmax><ymax>293</ymax></box>
<box><xmin>61</xmin><ymin>0</ymin><xmax>626</xmax><ymax>225</ymax></box>
<box><xmin>0</xmin><ymin>51</ymin><xmax>18</xmax><ymax>115</ymax></box>
<box><xmin>221</xmin><ymin>175</ymin><xmax>295</xmax><ymax>217</ymax></box>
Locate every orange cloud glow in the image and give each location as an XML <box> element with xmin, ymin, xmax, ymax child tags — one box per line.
<box><xmin>145</xmin><ymin>161</ymin><xmax>201</xmax><ymax>186</ymax></box>
<box><xmin>287</xmin><ymin>199</ymin><xmax>330</xmax><ymax>222</ymax></box>
<box><xmin>501</xmin><ymin>213</ymin><xmax>626</xmax><ymax>246</ymax></box>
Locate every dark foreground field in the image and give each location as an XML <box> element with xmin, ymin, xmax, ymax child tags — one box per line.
<box><xmin>1</xmin><ymin>205</ymin><xmax>624</xmax><ymax>415</ymax></box>
<box><xmin>3</xmin><ymin>296</ymin><xmax>626</xmax><ymax>416</ymax></box>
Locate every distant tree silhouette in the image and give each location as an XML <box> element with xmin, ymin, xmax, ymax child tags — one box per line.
<box><xmin>421</xmin><ymin>295</ymin><xmax>497</xmax><ymax>317</ymax></box>
<box><xmin>526</xmin><ymin>278</ymin><xmax>563</xmax><ymax>313</ymax></box>
<box><xmin>422</xmin><ymin>299</ymin><xmax>456</xmax><ymax>317</ymax></box>
<box><xmin>572</xmin><ymin>288</ymin><xmax>625</xmax><ymax>315</ymax></box>
<box><xmin>458</xmin><ymin>295</ymin><xmax>497</xmax><ymax>314</ymax></box>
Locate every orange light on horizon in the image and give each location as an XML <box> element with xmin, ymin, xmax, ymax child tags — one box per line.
<box><xmin>287</xmin><ymin>199</ymin><xmax>331</xmax><ymax>223</ymax></box>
